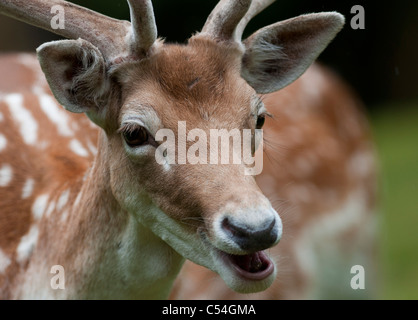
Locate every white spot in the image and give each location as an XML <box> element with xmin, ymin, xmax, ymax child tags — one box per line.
<box><xmin>69</xmin><ymin>139</ymin><xmax>89</xmax><ymax>157</ymax></box>
<box><xmin>60</xmin><ymin>209</ymin><xmax>69</xmax><ymax>222</ymax></box>
<box><xmin>0</xmin><ymin>248</ymin><xmax>11</xmax><ymax>274</ymax></box>
<box><xmin>71</xmin><ymin>121</ymin><xmax>80</xmax><ymax>131</ymax></box>
<box><xmin>347</xmin><ymin>150</ymin><xmax>375</xmax><ymax>179</ymax></box>
<box><xmin>17</xmin><ymin>225</ymin><xmax>39</xmax><ymax>264</ymax></box>
<box><xmin>22</xmin><ymin>178</ymin><xmax>35</xmax><ymax>199</ymax></box>
<box><xmin>0</xmin><ymin>134</ymin><xmax>7</xmax><ymax>152</ymax></box>
<box><xmin>300</xmin><ymin>64</ymin><xmax>326</xmax><ymax>108</ymax></box>
<box><xmin>45</xmin><ymin>200</ymin><xmax>56</xmax><ymax>218</ymax></box>
<box><xmin>32</xmin><ymin>194</ymin><xmax>49</xmax><ymax>220</ymax></box>
<box><xmin>88</xmin><ymin>120</ymin><xmax>97</xmax><ymax>129</ymax></box>
<box><xmin>82</xmin><ymin>169</ymin><xmax>90</xmax><ymax>182</ymax></box>
<box><xmin>57</xmin><ymin>189</ymin><xmax>70</xmax><ymax>211</ymax></box>
<box><xmin>0</xmin><ymin>164</ymin><xmax>13</xmax><ymax>187</ymax></box>
<box><xmin>4</xmin><ymin>93</ymin><xmax>38</xmax><ymax>145</ymax></box>
<box><xmin>293</xmin><ymin>191</ymin><xmax>376</xmax><ymax>299</ymax></box>
<box><xmin>39</xmin><ymin>94</ymin><xmax>73</xmax><ymax>137</ymax></box>
<box><xmin>86</xmin><ymin>139</ymin><xmax>98</xmax><ymax>156</ymax></box>
<box><xmin>74</xmin><ymin>191</ymin><xmax>83</xmax><ymax>208</ymax></box>
<box><xmin>32</xmin><ymin>86</ymin><xmax>45</xmax><ymax>95</ymax></box>
<box><xmin>17</xmin><ymin>53</ymin><xmax>39</xmax><ymax>69</ymax></box>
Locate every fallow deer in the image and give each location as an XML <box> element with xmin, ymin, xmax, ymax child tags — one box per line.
<box><xmin>0</xmin><ymin>0</ymin><xmax>377</xmax><ymax>299</ymax></box>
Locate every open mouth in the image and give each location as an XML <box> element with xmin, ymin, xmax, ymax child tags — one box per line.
<box><xmin>221</xmin><ymin>250</ymin><xmax>274</xmax><ymax>281</ymax></box>
<box><xmin>198</xmin><ymin>227</ymin><xmax>276</xmax><ymax>287</ymax></box>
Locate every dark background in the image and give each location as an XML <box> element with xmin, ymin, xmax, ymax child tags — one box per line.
<box><xmin>0</xmin><ymin>0</ymin><xmax>417</xmax><ymax>108</ymax></box>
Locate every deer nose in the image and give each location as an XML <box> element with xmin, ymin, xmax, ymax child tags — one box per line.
<box><xmin>221</xmin><ymin>216</ymin><xmax>281</xmax><ymax>252</ymax></box>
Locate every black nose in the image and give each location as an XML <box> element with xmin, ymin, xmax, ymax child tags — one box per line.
<box><xmin>221</xmin><ymin>217</ymin><xmax>279</xmax><ymax>252</ymax></box>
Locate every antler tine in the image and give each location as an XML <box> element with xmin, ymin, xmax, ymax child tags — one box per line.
<box><xmin>201</xmin><ymin>0</ymin><xmax>253</xmax><ymax>42</ymax></box>
<box><xmin>0</xmin><ymin>0</ymin><xmax>159</xmax><ymax>62</ymax></box>
<box><xmin>0</xmin><ymin>0</ymin><xmax>131</xmax><ymax>61</ymax></box>
<box><xmin>127</xmin><ymin>0</ymin><xmax>158</xmax><ymax>56</ymax></box>
<box><xmin>235</xmin><ymin>0</ymin><xmax>276</xmax><ymax>41</ymax></box>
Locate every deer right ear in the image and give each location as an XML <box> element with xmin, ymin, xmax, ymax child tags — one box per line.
<box><xmin>241</xmin><ymin>12</ymin><xmax>345</xmax><ymax>94</ymax></box>
<box><xmin>37</xmin><ymin>39</ymin><xmax>110</xmax><ymax>116</ymax></box>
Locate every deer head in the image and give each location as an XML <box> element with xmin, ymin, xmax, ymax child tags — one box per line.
<box><xmin>1</xmin><ymin>0</ymin><xmax>344</xmax><ymax>294</ymax></box>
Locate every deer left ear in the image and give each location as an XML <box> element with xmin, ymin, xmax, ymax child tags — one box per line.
<box><xmin>37</xmin><ymin>38</ymin><xmax>110</xmax><ymax>122</ymax></box>
<box><xmin>241</xmin><ymin>12</ymin><xmax>345</xmax><ymax>94</ymax></box>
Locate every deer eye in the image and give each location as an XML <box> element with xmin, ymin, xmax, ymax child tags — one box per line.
<box><xmin>256</xmin><ymin>114</ymin><xmax>266</xmax><ymax>129</ymax></box>
<box><xmin>122</xmin><ymin>125</ymin><xmax>149</xmax><ymax>147</ymax></box>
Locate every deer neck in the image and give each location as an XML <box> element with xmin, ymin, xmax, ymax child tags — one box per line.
<box><xmin>16</xmin><ymin>131</ymin><xmax>184</xmax><ymax>299</ymax></box>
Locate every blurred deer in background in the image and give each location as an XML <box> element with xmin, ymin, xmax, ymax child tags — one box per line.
<box><xmin>0</xmin><ymin>0</ymin><xmax>376</xmax><ymax>299</ymax></box>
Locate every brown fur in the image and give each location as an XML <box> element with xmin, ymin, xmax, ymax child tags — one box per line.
<box><xmin>170</xmin><ymin>62</ymin><xmax>377</xmax><ymax>299</ymax></box>
<box><xmin>0</xmin><ymin>37</ymin><xmax>376</xmax><ymax>299</ymax></box>
<box><xmin>0</xmin><ymin>54</ymin><xmax>98</xmax><ymax>297</ymax></box>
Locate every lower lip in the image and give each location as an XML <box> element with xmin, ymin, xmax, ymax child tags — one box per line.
<box><xmin>198</xmin><ymin>229</ymin><xmax>275</xmax><ymax>282</ymax></box>
<box><xmin>221</xmin><ymin>251</ymin><xmax>275</xmax><ymax>281</ymax></box>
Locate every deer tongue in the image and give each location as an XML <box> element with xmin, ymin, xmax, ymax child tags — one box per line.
<box><xmin>226</xmin><ymin>250</ymin><xmax>274</xmax><ymax>280</ymax></box>
<box><xmin>233</xmin><ymin>252</ymin><xmax>264</xmax><ymax>272</ymax></box>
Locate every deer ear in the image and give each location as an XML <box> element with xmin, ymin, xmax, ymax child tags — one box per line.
<box><xmin>37</xmin><ymin>39</ymin><xmax>110</xmax><ymax>116</ymax></box>
<box><xmin>241</xmin><ymin>12</ymin><xmax>345</xmax><ymax>94</ymax></box>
